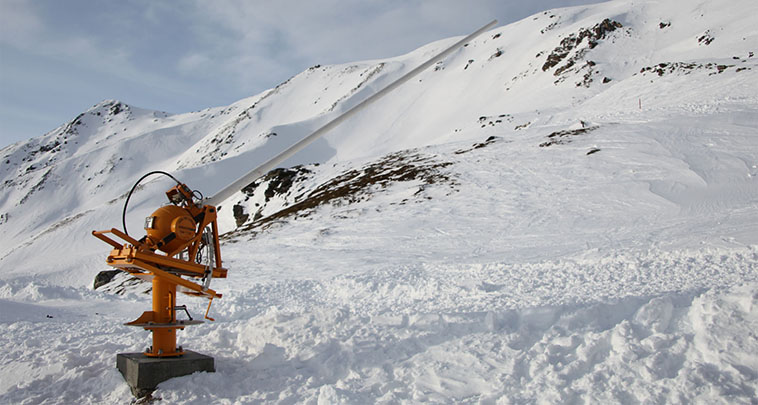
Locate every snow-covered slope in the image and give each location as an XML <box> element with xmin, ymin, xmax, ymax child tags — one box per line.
<box><xmin>1</xmin><ymin>0</ymin><xmax>758</xmax><ymax>403</ymax></box>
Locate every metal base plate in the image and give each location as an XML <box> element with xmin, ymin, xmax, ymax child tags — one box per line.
<box><xmin>125</xmin><ymin>319</ymin><xmax>204</xmax><ymax>328</ymax></box>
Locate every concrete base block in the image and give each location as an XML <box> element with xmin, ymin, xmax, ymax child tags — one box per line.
<box><xmin>117</xmin><ymin>351</ymin><xmax>215</xmax><ymax>398</ymax></box>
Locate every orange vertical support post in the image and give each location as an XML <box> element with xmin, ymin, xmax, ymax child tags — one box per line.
<box><xmin>147</xmin><ymin>277</ymin><xmax>182</xmax><ymax>357</ymax></box>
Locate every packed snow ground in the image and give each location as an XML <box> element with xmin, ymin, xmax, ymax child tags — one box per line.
<box><xmin>1</xmin><ymin>0</ymin><xmax>758</xmax><ymax>403</ymax></box>
<box><xmin>2</xmin><ymin>252</ymin><xmax>757</xmax><ymax>403</ymax></box>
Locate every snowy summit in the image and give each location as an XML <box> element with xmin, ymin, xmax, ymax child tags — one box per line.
<box><xmin>1</xmin><ymin>0</ymin><xmax>758</xmax><ymax>403</ymax></box>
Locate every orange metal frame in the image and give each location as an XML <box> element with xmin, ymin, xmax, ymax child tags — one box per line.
<box><xmin>93</xmin><ymin>187</ymin><xmax>227</xmax><ymax>358</ymax></box>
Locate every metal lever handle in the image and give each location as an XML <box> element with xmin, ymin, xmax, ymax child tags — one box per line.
<box><xmin>174</xmin><ymin>305</ymin><xmax>193</xmax><ymax>321</ymax></box>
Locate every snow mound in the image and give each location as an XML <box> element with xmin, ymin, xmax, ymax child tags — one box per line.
<box><xmin>2</xmin><ymin>277</ymin><xmax>756</xmax><ymax>403</ymax></box>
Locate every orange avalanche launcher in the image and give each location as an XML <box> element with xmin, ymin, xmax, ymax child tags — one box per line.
<box><xmin>93</xmin><ymin>177</ymin><xmax>227</xmax><ymax>358</ymax></box>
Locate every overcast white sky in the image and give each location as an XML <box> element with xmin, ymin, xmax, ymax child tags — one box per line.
<box><xmin>0</xmin><ymin>0</ymin><xmax>607</xmax><ymax>148</ymax></box>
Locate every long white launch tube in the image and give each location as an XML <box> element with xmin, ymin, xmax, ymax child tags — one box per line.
<box><xmin>206</xmin><ymin>19</ymin><xmax>498</xmax><ymax>207</ymax></box>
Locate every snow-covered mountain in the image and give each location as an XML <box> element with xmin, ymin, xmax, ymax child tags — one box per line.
<box><xmin>2</xmin><ymin>0</ymin><xmax>758</xmax><ymax>402</ymax></box>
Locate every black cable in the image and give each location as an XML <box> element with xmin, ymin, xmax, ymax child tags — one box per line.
<box><xmin>122</xmin><ymin>171</ymin><xmax>181</xmax><ymax>236</ymax></box>
<box><xmin>196</xmin><ymin>246</ymin><xmax>203</xmax><ymax>264</ymax></box>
